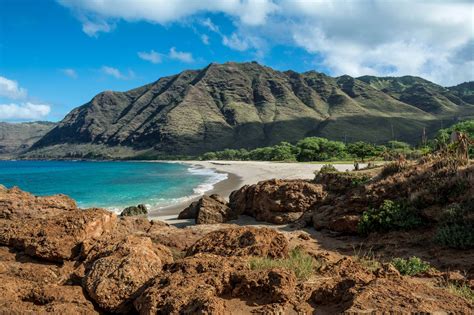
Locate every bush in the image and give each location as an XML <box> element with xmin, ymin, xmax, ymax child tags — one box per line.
<box><xmin>435</xmin><ymin>204</ymin><xmax>474</xmax><ymax>249</ymax></box>
<box><xmin>380</xmin><ymin>158</ymin><xmax>409</xmax><ymax>177</ymax></box>
<box><xmin>391</xmin><ymin>256</ymin><xmax>430</xmax><ymax>276</ymax></box>
<box><xmin>357</xmin><ymin>200</ymin><xmax>423</xmax><ymax>235</ymax></box>
<box><xmin>319</xmin><ymin>164</ymin><xmax>338</xmax><ymax>174</ymax></box>
<box><xmin>435</xmin><ymin>224</ymin><xmax>474</xmax><ymax>249</ymax></box>
<box><xmin>249</xmin><ymin>247</ymin><xmax>316</xmax><ymax>281</ymax></box>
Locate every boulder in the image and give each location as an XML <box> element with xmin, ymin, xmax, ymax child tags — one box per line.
<box><xmin>120</xmin><ymin>204</ymin><xmax>148</xmax><ymax>216</ymax></box>
<box><xmin>0</xmin><ymin>185</ymin><xmax>77</xmax><ymax>219</ymax></box>
<box><xmin>134</xmin><ymin>253</ymin><xmax>297</xmax><ymax>314</ymax></box>
<box><xmin>178</xmin><ymin>194</ymin><xmax>237</xmax><ymax>224</ymax></box>
<box><xmin>186</xmin><ymin>227</ymin><xmax>289</xmax><ymax>259</ymax></box>
<box><xmin>83</xmin><ymin>235</ymin><xmax>173</xmax><ymax>313</ymax></box>
<box><xmin>134</xmin><ymin>254</ymin><xmax>240</xmax><ymax>314</ymax></box>
<box><xmin>229</xmin><ymin>179</ymin><xmax>326</xmax><ymax>224</ymax></box>
<box><xmin>0</xmin><ymin>208</ymin><xmax>117</xmax><ymax>262</ymax></box>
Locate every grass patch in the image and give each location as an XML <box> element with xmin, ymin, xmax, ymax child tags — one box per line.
<box><xmin>249</xmin><ymin>247</ymin><xmax>316</xmax><ymax>281</ymax></box>
<box><xmin>391</xmin><ymin>256</ymin><xmax>430</xmax><ymax>276</ymax></box>
<box><xmin>352</xmin><ymin>245</ymin><xmax>381</xmax><ymax>272</ymax></box>
<box><xmin>357</xmin><ymin>200</ymin><xmax>423</xmax><ymax>235</ymax></box>
<box><xmin>445</xmin><ymin>282</ymin><xmax>474</xmax><ymax>303</ymax></box>
<box><xmin>169</xmin><ymin>248</ymin><xmax>186</xmax><ymax>261</ymax></box>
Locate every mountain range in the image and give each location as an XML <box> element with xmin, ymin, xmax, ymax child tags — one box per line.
<box><xmin>15</xmin><ymin>62</ymin><xmax>474</xmax><ymax>158</ymax></box>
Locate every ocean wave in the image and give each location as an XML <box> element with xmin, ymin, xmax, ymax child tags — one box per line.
<box><xmin>99</xmin><ymin>165</ymin><xmax>227</xmax><ymax>213</ymax></box>
<box><xmin>105</xmin><ymin>166</ymin><xmax>228</xmax><ymax>213</ymax></box>
<box><xmin>187</xmin><ymin>166</ymin><xmax>228</xmax><ymax>195</ymax></box>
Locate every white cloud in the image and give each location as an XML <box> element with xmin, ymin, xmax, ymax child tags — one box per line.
<box><xmin>169</xmin><ymin>47</ymin><xmax>194</xmax><ymax>63</ymax></box>
<box><xmin>58</xmin><ymin>0</ymin><xmax>276</xmax><ymax>35</ymax></box>
<box><xmin>58</xmin><ymin>0</ymin><xmax>474</xmax><ymax>85</ymax></box>
<box><xmin>0</xmin><ymin>102</ymin><xmax>51</xmax><ymax>120</ymax></box>
<box><xmin>281</xmin><ymin>0</ymin><xmax>474</xmax><ymax>85</ymax></box>
<box><xmin>81</xmin><ymin>18</ymin><xmax>114</xmax><ymax>37</ymax></box>
<box><xmin>222</xmin><ymin>33</ymin><xmax>249</xmax><ymax>51</ymax></box>
<box><xmin>138</xmin><ymin>50</ymin><xmax>162</xmax><ymax>64</ymax></box>
<box><xmin>101</xmin><ymin>66</ymin><xmax>135</xmax><ymax>80</ymax></box>
<box><xmin>61</xmin><ymin>68</ymin><xmax>78</xmax><ymax>78</ymax></box>
<box><xmin>0</xmin><ymin>76</ymin><xmax>27</xmax><ymax>100</ymax></box>
<box><xmin>202</xmin><ymin>18</ymin><xmax>219</xmax><ymax>33</ymax></box>
<box><xmin>201</xmin><ymin>34</ymin><xmax>210</xmax><ymax>45</ymax></box>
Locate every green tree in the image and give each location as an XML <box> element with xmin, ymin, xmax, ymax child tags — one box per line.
<box><xmin>296</xmin><ymin>137</ymin><xmax>347</xmax><ymax>161</ymax></box>
<box><xmin>347</xmin><ymin>141</ymin><xmax>378</xmax><ymax>161</ymax></box>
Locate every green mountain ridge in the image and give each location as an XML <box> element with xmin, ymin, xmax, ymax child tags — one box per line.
<box><xmin>0</xmin><ymin>121</ymin><xmax>56</xmax><ymax>158</ymax></box>
<box><xmin>26</xmin><ymin>62</ymin><xmax>474</xmax><ymax>158</ymax></box>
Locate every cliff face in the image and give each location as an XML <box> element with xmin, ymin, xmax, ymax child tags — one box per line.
<box><xmin>0</xmin><ymin>121</ymin><xmax>56</xmax><ymax>158</ymax></box>
<box><xmin>29</xmin><ymin>62</ymin><xmax>474</xmax><ymax>157</ymax></box>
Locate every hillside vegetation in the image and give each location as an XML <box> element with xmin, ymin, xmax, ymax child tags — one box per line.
<box><xmin>0</xmin><ymin>121</ymin><xmax>56</xmax><ymax>158</ymax></box>
<box><xmin>25</xmin><ymin>62</ymin><xmax>474</xmax><ymax>159</ymax></box>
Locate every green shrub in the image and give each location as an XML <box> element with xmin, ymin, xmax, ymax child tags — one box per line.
<box><xmin>357</xmin><ymin>200</ymin><xmax>423</xmax><ymax>235</ymax></box>
<box><xmin>249</xmin><ymin>247</ymin><xmax>316</xmax><ymax>281</ymax></box>
<box><xmin>319</xmin><ymin>164</ymin><xmax>338</xmax><ymax>174</ymax></box>
<box><xmin>350</xmin><ymin>174</ymin><xmax>371</xmax><ymax>187</ymax></box>
<box><xmin>435</xmin><ymin>203</ymin><xmax>474</xmax><ymax>249</ymax></box>
<box><xmin>435</xmin><ymin>224</ymin><xmax>474</xmax><ymax>249</ymax></box>
<box><xmin>391</xmin><ymin>256</ymin><xmax>430</xmax><ymax>276</ymax></box>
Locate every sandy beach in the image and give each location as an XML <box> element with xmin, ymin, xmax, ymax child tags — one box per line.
<box><xmin>148</xmin><ymin>161</ymin><xmax>364</xmax><ymax>220</ymax></box>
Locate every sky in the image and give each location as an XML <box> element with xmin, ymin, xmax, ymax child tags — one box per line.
<box><xmin>0</xmin><ymin>0</ymin><xmax>473</xmax><ymax>122</ymax></box>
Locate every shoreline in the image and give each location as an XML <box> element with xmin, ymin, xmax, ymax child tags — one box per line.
<box><xmin>149</xmin><ymin>160</ymin><xmax>365</xmax><ymax>222</ymax></box>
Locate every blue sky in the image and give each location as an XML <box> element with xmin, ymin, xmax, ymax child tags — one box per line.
<box><xmin>0</xmin><ymin>0</ymin><xmax>473</xmax><ymax>122</ymax></box>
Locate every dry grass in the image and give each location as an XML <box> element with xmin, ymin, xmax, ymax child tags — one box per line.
<box><xmin>249</xmin><ymin>247</ymin><xmax>319</xmax><ymax>281</ymax></box>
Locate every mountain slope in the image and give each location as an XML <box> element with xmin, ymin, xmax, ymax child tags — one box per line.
<box><xmin>0</xmin><ymin>122</ymin><xmax>56</xmax><ymax>158</ymax></box>
<box><xmin>28</xmin><ymin>62</ymin><xmax>474</xmax><ymax>158</ymax></box>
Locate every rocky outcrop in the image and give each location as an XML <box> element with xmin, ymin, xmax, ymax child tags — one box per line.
<box><xmin>0</xmin><ymin>185</ymin><xmax>77</xmax><ymax>219</ymax></box>
<box><xmin>305</xmin><ymin>158</ymin><xmax>474</xmax><ymax>234</ymax></box>
<box><xmin>134</xmin><ymin>253</ymin><xmax>297</xmax><ymax>314</ymax></box>
<box><xmin>186</xmin><ymin>226</ymin><xmax>289</xmax><ymax>259</ymax></box>
<box><xmin>229</xmin><ymin>179</ymin><xmax>326</xmax><ymax>224</ymax></box>
<box><xmin>83</xmin><ymin>235</ymin><xmax>173</xmax><ymax>313</ymax></box>
<box><xmin>0</xmin><ymin>207</ymin><xmax>116</xmax><ymax>262</ymax></box>
<box><xmin>178</xmin><ymin>194</ymin><xmax>237</xmax><ymax>224</ymax></box>
<box><xmin>0</xmin><ymin>186</ymin><xmax>472</xmax><ymax>314</ymax></box>
<box><xmin>120</xmin><ymin>204</ymin><xmax>148</xmax><ymax>216</ymax></box>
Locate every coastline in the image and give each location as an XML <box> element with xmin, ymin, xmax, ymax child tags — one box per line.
<box><xmin>149</xmin><ymin>160</ymin><xmax>364</xmax><ymax>221</ymax></box>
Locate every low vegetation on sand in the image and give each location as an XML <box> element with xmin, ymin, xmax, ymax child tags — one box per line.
<box><xmin>391</xmin><ymin>257</ymin><xmax>431</xmax><ymax>276</ymax></box>
<box><xmin>199</xmin><ymin>120</ymin><xmax>474</xmax><ymax>162</ymax></box>
<box><xmin>357</xmin><ymin>200</ymin><xmax>423</xmax><ymax>236</ymax></box>
<box><xmin>445</xmin><ymin>282</ymin><xmax>474</xmax><ymax>303</ymax></box>
<box><xmin>249</xmin><ymin>247</ymin><xmax>316</xmax><ymax>281</ymax></box>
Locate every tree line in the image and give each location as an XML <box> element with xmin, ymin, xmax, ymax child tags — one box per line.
<box><xmin>199</xmin><ymin>120</ymin><xmax>474</xmax><ymax>162</ymax></box>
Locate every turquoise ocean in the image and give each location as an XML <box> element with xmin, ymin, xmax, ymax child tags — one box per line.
<box><xmin>0</xmin><ymin>160</ymin><xmax>227</xmax><ymax>213</ymax></box>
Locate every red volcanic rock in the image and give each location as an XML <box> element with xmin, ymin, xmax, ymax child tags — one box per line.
<box><xmin>0</xmin><ymin>185</ymin><xmax>77</xmax><ymax>219</ymax></box>
<box><xmin>83</xmin><ymin>235</ymin><xmax>173</xmax><ymax>313</ymax></box>
<box><xmin>134</xmin><ymin>253</ymin><xmax>297</xmax><ymax>314</ymax></box>
<box><xmin>229</xmin><ymin>179</ymin><xmax>326</xmax><ymax>224</ymax></box>
<box><xmin>178</xmin><ymin>194</ymin><xmax>237</xmax><ymax>224</ymax></box>
<box><xmin>0</xmin><ymin>208</ymin><xmax>116</xmax><ymax>262</ymax></box>
<box><xmin>186</xmin><ymin>226</ymin><xmax>289</xmax><ymax>259</ymax></box>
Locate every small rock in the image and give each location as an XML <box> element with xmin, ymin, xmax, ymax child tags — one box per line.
<box><xmin>120</xmin><ymin>204</ymin><xmax>148</xmax><ymax>217</ymax></box>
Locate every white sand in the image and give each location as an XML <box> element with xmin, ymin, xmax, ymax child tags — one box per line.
<box><xmin>149</xmin><ymin>160</ymin><xmax>363</xmax><ymax>222</ymax></box>
<box><xmin>185</xmin><ymin>160</ymin><xmax>362</xmax><ymax>187</ymax></box>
